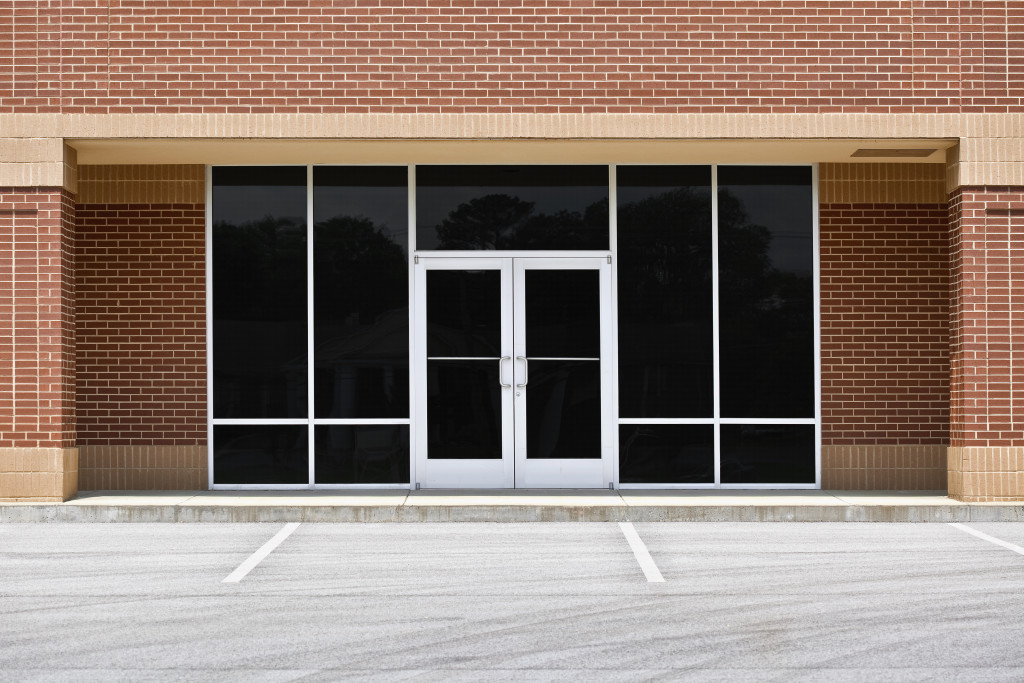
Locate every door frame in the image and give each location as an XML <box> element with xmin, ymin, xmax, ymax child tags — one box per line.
<box><xmin>413</xmin><ymin>255</ymin><xmax>615</xmax><ymax>489</ymax></box>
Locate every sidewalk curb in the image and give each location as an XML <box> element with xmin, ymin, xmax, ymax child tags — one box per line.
<box><xmin>3</xmin><ymin>504</ymin><xmax>1023</xmax><ymax>523</ymax></box>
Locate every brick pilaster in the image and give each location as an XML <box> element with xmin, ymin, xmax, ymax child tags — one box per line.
<box><xmin>948</xmin><ymin>187</ymin><xmax>1024</xmax><ymax>501</ymax></box>
<box><xmin>0</xmin><ymin>187</ymin><xmax>77</xmax><ymax>501</ymax></box>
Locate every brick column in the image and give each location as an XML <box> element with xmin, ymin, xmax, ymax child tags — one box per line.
<box><xmin>948</xmin><ymin>187</ymin><xmax>1024</xmax><ymax>501</ymax></box>
<box><xmin>0</xmin><ymin>187</ymin><xmax>77</xmax><ymax>501</ymax></box>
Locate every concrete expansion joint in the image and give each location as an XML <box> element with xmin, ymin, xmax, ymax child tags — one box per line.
<box><xmin>1</xmin><ymin>491</ymin><xmax>1022</xmax><ymax>523</ymax></box>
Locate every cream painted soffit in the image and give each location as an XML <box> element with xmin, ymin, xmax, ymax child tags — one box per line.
<box><xmin>0</xmin><ymin>112</ymin><xmax>1019</xmax><ymax>139</ymax></box>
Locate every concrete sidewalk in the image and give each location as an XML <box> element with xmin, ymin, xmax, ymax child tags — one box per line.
<box><xmin>2</xmin><ymin>489</ymin><xmax>1022</xmax><ymax>522</ymax></box>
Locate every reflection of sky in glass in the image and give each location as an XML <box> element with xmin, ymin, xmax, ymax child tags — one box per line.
<box><xmin>315</xmin><ymin>186</ymin><xmax>408</xmax><ymax>252</ymax></box>
<box><xmin>213</xmin><ymin>186</ymin><xmax>305</xmax><ymax>226</ymax></box>
<box><xmin>722</xmin><ymin>185</ymin><xmax>813</xmax><ymax>275</ymax></box>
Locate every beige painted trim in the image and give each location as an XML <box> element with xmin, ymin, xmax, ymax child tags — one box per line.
<box><xmin>0</xmin><ymin>112</ymin><xmax>1019</xmax><ymax>140</ymax></box>
<box><xmin>68</xmin><ymin>138</ymin><xmax>951</xmax><ymax>166</ymax></box>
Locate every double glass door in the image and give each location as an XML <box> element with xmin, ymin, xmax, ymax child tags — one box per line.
<box><xmin>414</xmin><ymin>257</ymin><xmax>613</xmax><ymax>488</ymax></box>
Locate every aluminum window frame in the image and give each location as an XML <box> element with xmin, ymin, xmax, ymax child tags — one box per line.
<box><xmin>206</xmin><ymin>162</ymin><xmax>821</xmax><ymax>490</ymax></box>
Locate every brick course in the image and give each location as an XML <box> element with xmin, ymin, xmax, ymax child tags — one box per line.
<box><xmin>1</xmin><ymin>1</ymin><xmax>1021</xmax><ymax>114</ymax></box>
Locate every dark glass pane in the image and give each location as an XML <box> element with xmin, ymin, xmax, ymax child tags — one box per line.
<box><xmin>525</xmin><ymin>270</ymin><xmax>599</xmax><ymax>358</ymax></box>
<box><xmin>718</xmin><ymin>166</ymin><xmax>814</xmax><ymax>418</ymax></box>
<box><xmin>619</xmin><ymin>424</ymin><xmax>714</xmax><ymax>484</ymax></box>
<box><xmin>617</xmin><ymin>166</ymin><xmax>713</xmax><ymax>418</ymax></box>
<box><xmin>417</xmin><ymin>165</ymin><xmax>609</xmax><ymax>250</ymax></box>
<box><xmin>427</xmin><ymin>270</ymin><xmax>501</xmax><ymax>357</ymax></box>
<box><xmin>526</xmin><ymin>360</ymin><xmax>600</xmax><ymax>459</ymax></box>
<box><xmin>314</xmin><ymin>167</ymin><xmax>409</xmax><ymax>419</ymax></box>
<box><xmin>720</xmin><ymin>424</ymin><xmax>816</xmax><ymax>484</ymax></box>
<box><xmin>213</xmin><ymin>424</ymin><xmax>308</xmax><ymax>485</ymax></box>
<box><xmin>212</xmin><ymin>167</ymin><xmax>307</xmax><ymax>419</ymax></box>
<box><xmin>427</xmin><ymin>360</ymin><xmax>502</xmax><ymax>459</ymax></box>
<box><xmin>315</xmin><ymin>425</ymin><xmax>410</xmax><ymax>484</ymax></box>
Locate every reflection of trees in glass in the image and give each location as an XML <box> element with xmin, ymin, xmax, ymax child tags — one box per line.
<box><xmin>213</xmin><ymin>216</ymin><xmax>306</xmax><ymax>320</ymax></box>
<box><xmin>314</xmin><ymin>214</ymin><xmax>409</xmax><ymax>419</ymax></box>
<box><xmin>435</xmin><ymin>194</ymin><xmax>608</xmax><ymax>250</ymax></box>
<box><xmin>314</xmin><ymin>214</ymin><xmax>407</xmax><ymax>323</ymax></box>
<box><xmin>718</xmin><ymin>189</ymin><xmax>813</xmax><ymax>417</ymax></box>
<box><xmin>618</xmin><ymin>187</ymin><xmax>712</xmax><ymax>320</ymax></box>
<box><xmin>617</xmin><ymin>186</ymin><xmax>713</xmax><ymax>417</ymax></box>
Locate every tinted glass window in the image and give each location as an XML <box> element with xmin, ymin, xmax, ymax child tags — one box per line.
<box><xmin>314</xmin><ymin>167</ymin><xmax>409</xmax><ymax>419</ymax></box>
<box><xmin>720</xmin><ymin>424</ymin><xmax>815</xmax><ymax>484</ymax></box>
<box><xmin>718</xmin><ymin>166</ymin><xmax>814</xmax><ymax>418</ymax></box>
<box><xmin>416</xmin><ymin>165</ymin><xmax>609</xmax><ymax>250</ymax></box>
<box><xmin>214</xmin><ymin>425</ymin><xmax>308</xmax><ymax>485</ymax></box>
<box><xmin>619</xmin><ymin>424</ymin><xmax>714</xmax><ymax>484</ymax></box>
<box><xmin>617</xmin><ymin>166</ymin><xmax>713</xmax><ymax>417</ymax></box>
<box><xmin>315</xmin><ymin>425</ymin><xmax>410</xmax><ymax>484</ymax></box>
<box><xmin>212</xmin><ymin>167</ymin><xmax>307</xmax><ymax>419</ymax></box>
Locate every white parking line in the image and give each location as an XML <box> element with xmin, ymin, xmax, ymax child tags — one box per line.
<box><xmin>619</xmin><ymin>522</ymin><xmax>665</xmax><ymax>583</ymax></box>
<box><xmin>949</xmin><ymin>523</ymin><xmax>1024</xmax><ymax>557</ymax></box>
<box><xmin>223</xmin><ymin>522</ymin><xmax>301</xmax><ymax>583</ymax></box>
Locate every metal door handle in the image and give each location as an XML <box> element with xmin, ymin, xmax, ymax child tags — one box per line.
<box><xmin>516</xmin><ymin>356</ymin><xmax>528</xmax><ymax>388</ymax></box>
<box><xmin>499</xmin><ymin>356</ymin><xmax>511</xmax><ymax>388</ymax></box>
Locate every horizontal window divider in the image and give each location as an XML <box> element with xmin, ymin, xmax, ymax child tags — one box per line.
<box><xmin>312</xmin><ymin>419</ymin><xmax>411</xmax><ymax>425</ymax></box>
<box><xmin>618</xmin><ymin>418</ymin><xmax>716</xmax><ymax>424</ymax></box>
<box><xmin>528</xmin><ymin>357</ymin><xmax>599</xmax><ymax>361</ymax></box>
<box><xmin>427</xmin><ymin>357</ymin><xmax>501</xmax><ymax>361</ymax></box>
<box><xmin>212</xmin><ymin>419</ymin><xmax>309</xmax><ymax>425</ymax></box>
<box><xmin>718</xmin><ymin>418</ymin><xmax>817</xmax><ymax>425</ymax></box>
<box><xmin>414</xmin><ymin>250</ymin><xmax>612</xmax><ymax>258</ymax></box>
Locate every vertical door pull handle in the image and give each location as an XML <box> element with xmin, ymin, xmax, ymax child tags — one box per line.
<box><xmin>499</xmin><ymin>356</ymin><xmax>511</xmax><ymax>388</ymax></box>
<box><xmin>516</xmin><ymin>356</ymin><xmax>528</xmax><ymax>388</ymax></box>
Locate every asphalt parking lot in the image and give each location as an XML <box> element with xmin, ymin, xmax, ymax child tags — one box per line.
<box><xmin>2</xmin><ymin>522</ymin><xmax>1024</xmax><ymax>681</ymax></box>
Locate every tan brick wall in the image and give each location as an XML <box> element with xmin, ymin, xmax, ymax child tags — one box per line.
<box><xmin>0</xmin><ymin>447</ymin><xmax>78</xmax><ymax>502</ymax></box>
<box><xmin>820</xmin><ymin>163</ymin><xmax>947</xmax><ymax>204</ymax></box>
<box><xmin>822</xmin><ymin>445</ymin><xmax>946</xmax><ymax>490</ymax></box>
<box><xmin>78</xmin><ymin>445</ymin><xmax>206</xmax><ymax>491</ymax></box>
<box><xmin>948</xmin><ymin>447</ymin><xmax>1024</xmax><ymax>502</ymax></box>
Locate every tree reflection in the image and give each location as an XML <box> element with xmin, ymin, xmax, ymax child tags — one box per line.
<box><xmin>434</xmin><ymin>193</ymin><xmax>609</xmax><ymax>250</ymax></box>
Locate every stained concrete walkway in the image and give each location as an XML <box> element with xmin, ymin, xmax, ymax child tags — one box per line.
<box><xmin>2</xmin><ymin>489</ymin><xmax>1022</xmax><ymax>522</ymax></box>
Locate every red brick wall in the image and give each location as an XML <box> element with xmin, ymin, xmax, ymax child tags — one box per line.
<box><xmin>1</xmin><ymin>1</ymin><xmax>1020</xmax><ymax>114</ymax></box>
<box><xmin>75</xmin><ymin>202</ymin><xmax>206</xmax><ymax>447</ymax></box>
<box><xmin>820</xmin><ymin>202</ymin><xmax>950</xmax><ymax>446</ymax></box>
<box><xmin>950</xmin><ymin>187</ymin><xmax>1024</xmax><ymax>448</ymax></box>
<box><xmin>0</xmin><ymin>188</ymin><xmax>75</xmax><ymax>449</ymax></box>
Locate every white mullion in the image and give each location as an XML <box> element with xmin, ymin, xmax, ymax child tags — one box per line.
<box><xmin>407</xmin><ymin>165</ymin><xmax>417</xmax><ymax>487</ymax></box>
<box><xmin>812</xmin><ymin>163</ymin><xmax>822</xmax><ymax>489</ymax></box>
<box><xmin>205</xmin><ymin>165</ymin><xmax>214</xmax><ymax>490</ymax></box>
<box><xmin>313</xmin><ymin>419</ymin><xmax>412</xmax><ymax>426</ymax></box>
<box><xmin>619</xmin><ymin>417</ymin><xmax>717</xmax><ymax>425</ymax></box>
<box><xmin>711</xmin><ymin>164</ymin><xmax>721</xmax><ymax>486</ymax></box>
<box><xmin>213</xmin><ymin>419</ymin><xmax>308</xmax><ymax>426</ymax></box>
<box><xmin>307</xmin><ymin>165</ymin><xmax>315</xmax><ymax>488</ymax></box>
<box><xmin>609</xmin><ymin>163</ymin><xmax>620</xmax><ymax>489</ymax></box>
<box><xmin>718</xmin><ymin>417</ymin><xmax>817</xmax><ymax>425</ymax></box>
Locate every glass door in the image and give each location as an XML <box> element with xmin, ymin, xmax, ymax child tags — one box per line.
<box><xmin>512</xmin><ymin>258</ymin><xmax>612</xmax><ymax>488</ymax></box>
<box><xmin>414</xmin><ymin>257</ymin><xmax>612</xmax><ymax>488</ymax></box>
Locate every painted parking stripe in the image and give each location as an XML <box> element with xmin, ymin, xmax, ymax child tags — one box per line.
<box><xmin>619</xmin><ymin>522</ymin><xmax>665</xmax><ymax>583</ymax></box>
<box><xmin>949</xmin><ymin>523</ymin><xmax>1024</xmax><ymax>557</ymax></box>
<box><xmin>223</xmin><ymin>522</ymin><xmax>301</xmax><ymax>583</ymax></box>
